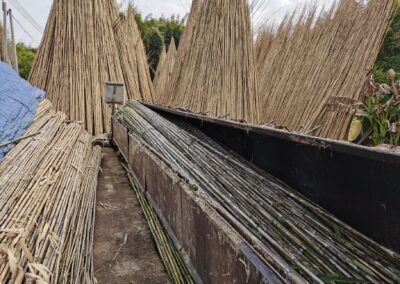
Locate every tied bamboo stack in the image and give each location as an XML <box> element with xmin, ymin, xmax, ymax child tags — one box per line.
<box><xmin>0</xmin><ymin>100</ymin><xmax>102</xmax><ymax>283</ymax></box>
<box><xmin>154</xmin><ymin>38</ymin><xmax>177</xmax><ymax>104</ymax></box>
<box><xmin>154</xmin><ymin>45</ymin><xmax>167</xmax><ymax>86</ymax></box>
<box><xmin>29</xmin><ymin>0</ymin><xmax>125</xmax><ymax>135</ymax></box>
<box><xmin>256</xmin><ymin>0</ymin><xmax>396</xmax><ymax>140</ymax></box>
<box><xmin>114</xmin><ymin>5</ymin><xmax>155</xmax><ymax>103</ymax></box>
<box><xmin>118</xmin><ymin>101</ymin><xmax>400</xmax><ymax>283</ymax></box>
<box><xmin>163</xmin><ymin>0</ymin><xmax>259</xmax><ymax>123</ymax></box>
<box><xmin>158</xmin><ymin>0</ymin><xmax>201</xmax><ymax>105</ymax></box>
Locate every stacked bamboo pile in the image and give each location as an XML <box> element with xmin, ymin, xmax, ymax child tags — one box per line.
<box><xmin>29</xmin><ymin>0</ymin><xmax>125</xmax><ymax>135</ymax></box>
<box><xmin>118</xmin><ymin>101</ymin><xmax>400</xmax><ymax>283</ymax></box>
<box><xmin>0</xmin><ymin>100</ymin><xmax>102</xmax><ymax>283</ymax></box>
<box><xmin>158</xmin><ymin>0</ymin><xmax>200</xmax><ymax>105</ymax></box>
<box><xmin>114</xmin><ymin>5</ymin><xmax>155</xmax><ymax>103</ymax></box>
<box><xmin>256</xmin><ymin>0</ymin><xmax>396</xmax><ymax>139</ymax></box>
<box><xmin>163</xmin><ymin>0</ymin><xmax>259</xmax><ymax>123</ymax></box>
<box><xmin>154</xmin><ymin>45</ymin><xmax>167</xmax><ymax>86</ymax></box>
<box><xmin>153</xmin><ymin>38</ymin><xmax>177</xmax><ymax>104</ymax></box>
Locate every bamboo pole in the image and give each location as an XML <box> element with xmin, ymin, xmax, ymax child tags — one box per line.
<box><xmin>163</xmin><ymin>0</ymin><xmax>259</xmax><ymax>123</ymax></box>
<box><xmin>114</xmin><ymin>4</ymin><xmax>155</xmax><ymax>103</ymax></box>
<box><xmin>256</xmin><ymin>0</ymin><xmax>396</xmax><ymax>140</ymax></box>
<box><xmin>154</xmin><ymin>38</ymin><xmax>177</xmax><ymax>104</ymax></box>
<box><xmin>29</xmin><ymin>0</ymin><xmax>125</xmax><ymax>135</ymax></box>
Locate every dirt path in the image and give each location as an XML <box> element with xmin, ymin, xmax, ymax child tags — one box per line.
<box><xmin>94</xmin><ymin>148</ymin><xmax>169</xmax><ymax>284</ymax></box>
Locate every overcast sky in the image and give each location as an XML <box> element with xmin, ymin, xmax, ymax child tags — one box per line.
<box><xmin>2</xmin><ymin>0</ymin><xmax>331</xmax><ymax>47</ymax></box>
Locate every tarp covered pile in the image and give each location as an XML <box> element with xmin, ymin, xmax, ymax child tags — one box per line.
<box><xmin>0</xmin><ymin>62</ymin><xmax>44</xmax><ymax>160</ymax></box>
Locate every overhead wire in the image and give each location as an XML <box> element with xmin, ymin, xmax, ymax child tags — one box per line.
<box><xmin>7</xmin><ymin>0</ymin><xmax>43</xmax><ymax>33</ymax></box>
<box><xmin>11</xmin><ymin>14</ymin><xmax>38</xmax><ymax>45</ymax></box>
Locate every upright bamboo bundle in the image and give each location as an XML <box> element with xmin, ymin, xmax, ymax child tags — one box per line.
<box><xmin>154</xmin><ymin>45</ymin><xmax>167</xmax><ymax>85</ymax></box>
<box><xmin>256</xmin><ymin>0</ymin><xmax>396</xmax><ymax>139</ymax></box>
<box><xmin>163</xmin><ymin>0</ymin><xmax>259</xmax><ymax>123</ymax></box>
<box><xmin>114</xmin><ymin>5</ymin><xmax>155</xmax><ymax>103</ymax></box>
<box><xmin>160</xmin><ymin>0</ymin><xmax>201</xmax><ymax>107</ymax></box>
<box><xmin>0</xmin><ymin>100</ymin><xmax>102</xmax><ymax>283</ymax></box>
<box><xmin>154</xmin><ymin>38</ymin><xmax>177</xmax><ymax>103</ymax></box>
<box><xmin>29</xmin><ymin>0</ymin><xmax>125</xmax><ymax>135</ymax></box>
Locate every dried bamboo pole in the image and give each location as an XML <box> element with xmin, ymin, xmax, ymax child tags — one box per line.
<box><xmin>154</xmin><ymin>45</ymin><xmax>167</xmax><ymax>86</ymax></box>
<box><xmin>29</xmin><ymin>0</ymin><xmax>125</xmax><ymax>135</ymax></box>
<box><xmin>256</xmin><ymin>0</ymin><xmax>396</xmax><ymax>140</ymax></box>
<box><xmin>163</xmin><ymin>0</ymin><xmax>259</xmax><ymax>123</ymax></box>
<box><xmin>114</xmin><ymin>4</ymin><xmax>155</xmax><ymax>103</ymax></box>
<box><xmin>118</xmin><ymin>101</ymin><xmax>400</xmax><ymax>283</ymax></box>
<box><xmin>154</xmin><ymin>38</ymin><xmax>177</xmax><ymax>104</ymax></box>
<box><xmin>0</xmin><ymin>100</ymin><xmax>102</xmax><ymax>283</ymax></box>
<box><xmin>161</xmin><ymin>0</ymin><xmax>202</xmax><ymax>107</ymax></box>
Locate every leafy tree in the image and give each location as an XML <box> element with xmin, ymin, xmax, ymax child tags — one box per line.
<box><xmin>16</xmin><ymin>43</ymin><xmax>36</xmax><ymax>79</ymax></box>
<box><xmin>374</xmin><ymin>7</ymin><xmax>400</xmax><ymax>82</ymax></box>
<box><xmin>135</xmin><ymin>13</ymin><xmax>185</xmax><ymax>78</ymax></box>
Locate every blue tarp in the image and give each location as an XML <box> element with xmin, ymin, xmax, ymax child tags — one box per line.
<box><xmin>0</xmin><ymin>62</ymin><xmax>44</xmax><ymax>161</ymax></box>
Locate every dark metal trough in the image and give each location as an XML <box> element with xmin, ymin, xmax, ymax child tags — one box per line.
<box><xmin>143</xmin><ymin>103</ymin><xmax>400</xmax><ymax>253</ymax></box>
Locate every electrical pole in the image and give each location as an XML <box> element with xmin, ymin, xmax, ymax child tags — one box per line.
<box><xmin>8</xmin><ymin>9</ymin><xmax>18</xmax><ymax>72</ymax></box>
<box><xmin>2</xmin><ymin>0</ymin><xmax>7</xmax><ymax>63</ymax></box>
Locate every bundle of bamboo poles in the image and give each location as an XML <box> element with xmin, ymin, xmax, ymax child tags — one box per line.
<box><xmin>256</xmin><ymin>0</ymin><xmax>396</xmax><ymax>139</ymax></box>
<box><xmin>158</xmin><ymin>0</ymin><xmax>200</xmax><ymax>105</ymax></box>
<box><xmin>29</xmin><ymin>0</ymin><xmax>125</xmax><ymax>135</ymax></box>
<box><xmin>114</xmin><ymin>5</ymin><xmax>155</xmax><ymax>103</ymax></box>
<box><xmin>153</xmin><ymin>38</ymin><xmax>177</xmax><ymax>104</ymax></box>
<box><xmin>118</xmin><ymin>101</ymin><xmax>400</xmax><ymax>283</ymax></box>
<box><xmin>0</xmin><ymin>100</ymin><xmax>102</xmax><ymax>283</ymax></box>
<box><xmin>154</xmin><ymin>45</ymin><xmax>167</xmax><ymax>86</ymax></box>
<box><xmin>163</xmin><ymin>0</ymin><xmax>259</xmax><ymax>123</ymax></box>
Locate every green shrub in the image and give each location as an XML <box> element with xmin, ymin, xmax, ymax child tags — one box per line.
<box><xmin>359</xmin><ymin>71</ymin><xmax>400</xmax><ymax>146</ymax></box>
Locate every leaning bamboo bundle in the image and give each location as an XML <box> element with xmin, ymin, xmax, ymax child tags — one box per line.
<box><xmin>0</xmin><ymin>100</ymin><xmax>102</xmax><ymax>283</ymax></box>
<box><xmin>154</xmin><ymin>45</ymin><xmax>167</xmax><ymax>85</ymax></box>
<box><xmin>29</xmin><ymin>0</ymin><xmax>125</xmax><ymax>135</ymax></box>
<box><xmin>160</xmin><ymin>0</ymin><xmax>201</xmax><ymax>106</ymax></box>
<box><xmin>119</xmin><ymin>101</ymin><xmax>400</xmax><ymax>283</ymax></box>
<box><xmin>163</xmin><ymin>0</ymin><xmax>259</xmax><ymax>123</ymax></box>
<box><xmin>256</xmin><ymin>0</ymin><xmax>396</xmax><ymax>140</ymax></box>
<box><xmin>114</xmin><ymin>5</ymin><xmax>155</xmax><ymax>103</ymax></box>
<box><xmin>154</xmin><ymin>38</ymin><xmax>177</xmax><ymax>104</ymax></box>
